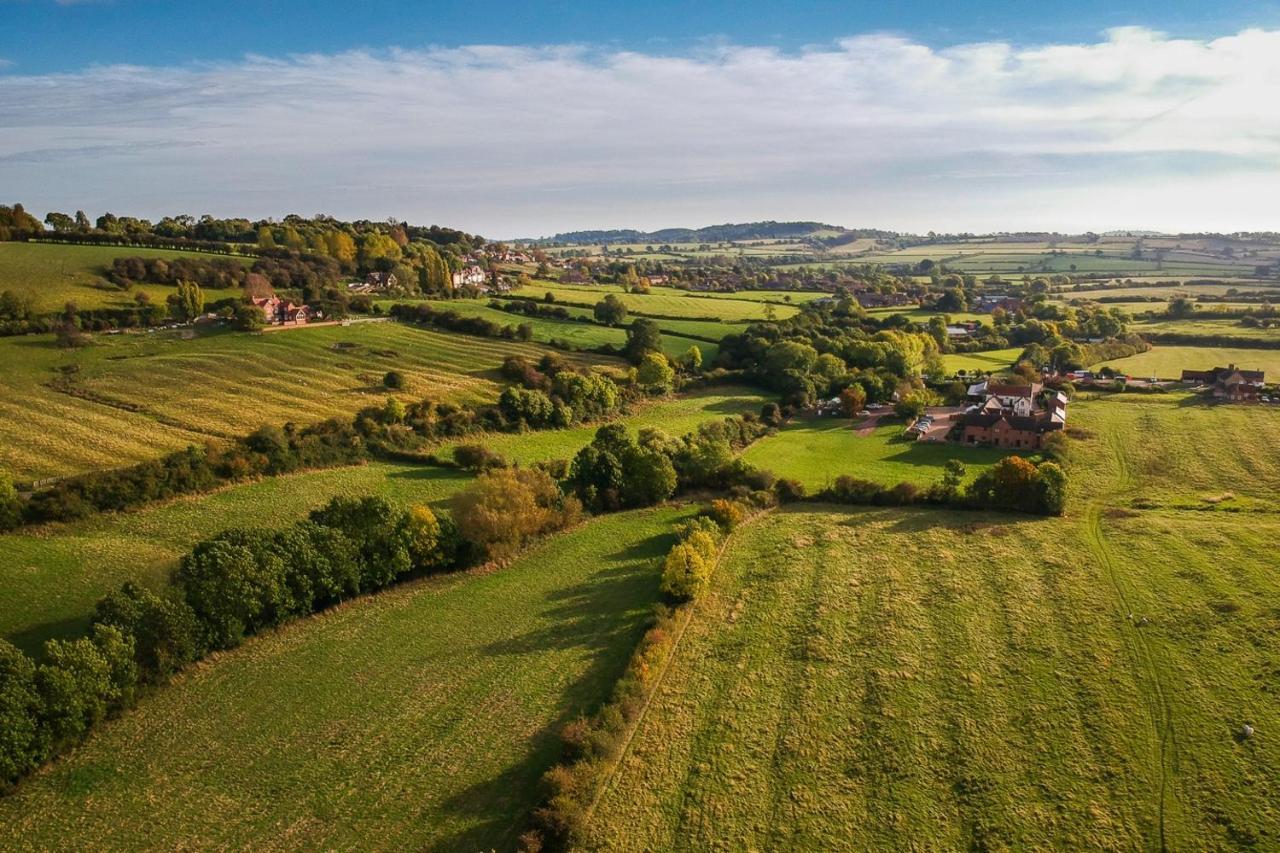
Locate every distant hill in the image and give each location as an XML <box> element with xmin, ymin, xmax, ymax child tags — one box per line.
<box><xmin>535</xmin><ymin>221</ymin><xmax>876</xmax><ymax>245</ymax></box>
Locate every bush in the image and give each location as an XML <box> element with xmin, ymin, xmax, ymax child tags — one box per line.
<box><xmin>0</xmin><ymin>640</ymin><xmax>43</xmax><ymax>787</ymax></box>
<box><xmin>383</xmin><ymin>370</ymin><xmax>406</xmax><ymax>389</ymax></box>
<box><xmin>451</xmin><ymin>468</ymin><xmax>582</xmax><ymax>560</ymax></box>
<box><xmin>92</xmin><ymin>582</ymin><xmax>202</xmax><ymax>682</ymax></box>
<box><xmin>706</xmin><ymin>498</ymin><xmax>747</xmax><ymax>531</ymax></box>
<box><xmin>453</xmin><ymin>443</ymin><xmax>507</xmax><ymax>471</ymax></box>
<box><xmin>774</xmin><ymin>477</ymin><xmax>806</xmax><ymax>503</ymax></box>
<box><xmin>308</xmin><ymin>496</ymin><xmax>413</xmax><ymax>591</ymax></box>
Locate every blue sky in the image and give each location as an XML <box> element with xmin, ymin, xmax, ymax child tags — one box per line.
<box><xmin>2</xmin><ymin>1</ymin><xmax>1280</xmax><ymax>236</ymax></box>
<box><xmin>3</xmin><ymin>1</ymin><xmax>1278</xmax><ymax>73</ymax></box>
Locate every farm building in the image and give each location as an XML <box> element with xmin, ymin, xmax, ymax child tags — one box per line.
<box><xmin>1181</xmin><ymin>364</ymin><xmax>1265</xmax><ymax>401</ymax></box>
<box><xmin>967</xmin><ymin>381</ymin><xmax>1042</xmax><ymax>416</ymax></box>
<box><xmin>958</xmin><ymin>411</ymin><xmax>1062</xmax><ymax>449</ymax></box>
<box><xmin>451</xmin><ymin>265</ymin><xmax>488</xmax><ymax>288</ymax></box>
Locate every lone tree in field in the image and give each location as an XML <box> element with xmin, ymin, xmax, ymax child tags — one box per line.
<box><xmin>593</xmin><ymin>294</ymin><xmax>628</xmax><ymax>326</ymax></box>
<box><xmin>169</xmin><ymin>280</ymin><xmax>205</xmax><ymax>322</ymax></box>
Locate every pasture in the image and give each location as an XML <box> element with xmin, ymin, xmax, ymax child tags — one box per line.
<box><xmin>585</xmin><ymin>394</ymin><xmax>1280</xmax><ymax>849</ymax></box>
<box><xmin>1093</xmin><ymin>345</ymin><xmax>1280</xmax><ymax>380</ymax></box>
<box><xmin>0</xmin><ymin>242</ymin><xmax>252</xmax><ymax>313</ymax></box>
<box><xmin>0</xmin><ymin>507</ymin><xmax>688</xmax><ymax>851</ymax></box>
<box><xmin>1130</xmin><ymin>317</ymin><xmax>1280</xmax><ymax>342</ymax></box>
<box><xmin>0</xmin><ymin>462</ymin><xmax>472</xmax><ymax>655</ymax></box>
<box><xmin>511</xmin><ymin>281</ymin><xmax>800</xmax><ymax>322</ymax></box>
<box><xmin>435</xmin><ymin>386</ymin><xmax>770</xmax><ymax>468</ymax></box>
<box><xmin>740</xmin><ymin>417</ymin><xmax>1009</xmax><ymax>490</ymax></box>
<box><xmin>941</xmin><ymin>346</ymin><xmax>1024</xmax><ymax>374</ymax></box>
<box><xmin>0</xmin><ymin>323</ymin><xmax>611</xmax><ymax>481</ymax></box>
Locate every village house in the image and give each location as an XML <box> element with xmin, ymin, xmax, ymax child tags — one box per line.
<box><xmin>855</xmin><ymin>291</ymin><xmax>915</xmax><ymax>308</ymax></box>
<box><xmin>1181</xmin><ymin>364</ymin><xmax>1265</xmax><ymax>401</ymax></box>
<box><xmin>975</xmin><ymin>295</ymin><xmax>1025</xmax><ymax>314</ymax></box>
<box><xmin>451</xmin><ymin>265</ymin><xmax>488</xmax><ymax>288</ymax></box>
<box><xmin>956</xmin><ymin>380</ymin><xmax>1062</xmax><ymax>449</ymax></box>
<box><xmin>251</xmin><ymin>295</ymin><xmax>312</xmax><ymax>326</ymax></box>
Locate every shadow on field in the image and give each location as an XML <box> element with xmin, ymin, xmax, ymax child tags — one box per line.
<box><xmin>430</xmin><ymin>530</ymin><xmax>673</xmax><ymax>851</ymax></box>
<box><xmin>6</xmin><ymin>613</ymin><xmax>90</xmax><ymax>658</ymax></box>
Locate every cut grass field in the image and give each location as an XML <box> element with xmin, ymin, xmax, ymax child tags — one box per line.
<box><xmin>740</xmin><ymin>416</ymin><xmax>1011</xmax><ymax>490</ymax></box>
<box><xmin>1093</xmin><ymin>344</ymin><xmax>1280</xmax><ymax>379</ymax></box>
<box><xmin>585</xmin><ymin>393</ymin><xmax>1280</xmax><ymax>849</ymax></box>
<box><xmin>0</xmin><ymin>506</ymin><xmax>689</xmax><ymax>851</ymax></box>
<box><xmin>434</xmin><ymin>386</ymin><xmax>770</xmax><ymax>467</ymax></box>
<box><xmin>511</xmin><ymin>281</ymin><xmax>800</xmax><ymax>322</ymax></box>
<box><xmin>1132</xmin><ymin>317</ymin><xmax>1280</xmax><ymax>342</ymax></box>
<box><xmin>0</xmin><ymin>323</ymin><xmax>611</xmax><ymax>482</ymax></box>
<box><xmin>941</xmin><ymin>346</ymin><xmax>1023</xmax><ymax>374</ymax></box>
<box><xmin>0</xmin><ymin>242</ymin><xmax>252</xmax><ymax>313</ymax></box>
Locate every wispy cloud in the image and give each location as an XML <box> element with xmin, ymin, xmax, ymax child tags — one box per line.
<box><xmin>1</xmin><ymin>27</ymin><xmax>1278</xmax><ymax>234</ymax></box>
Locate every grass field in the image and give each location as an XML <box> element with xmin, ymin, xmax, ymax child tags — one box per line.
<box><xmin>1</xmin><ymin>462</ymin><xmax>472</xmax><ymax>655</ymax></box>
<box><xmin>435</xmin><ymin>386</ymin><xmax>770</xmax><ymax>467</ymax></box>
<box><xmin>0</xmin><ymin>323</ymin><xmax>611</xmax><ymax>481</ymax></box>
<box><xmin>1</xmin><ymin>387</ymin><xmax>769</xmax><ymax>656</ymax></box>
<box><xmin>0</xmin><ymin>506</ymin><xmax>688</xmax><ymax>851</ymax></box>
<box><xmin>511</xmin><ymin>282</ymin><xmax>800</xmax><ymax>322</ymax></box>
<box><xmin>585</xmin><ymin>393</ymin><xmax>1280</xmax><ymax>849</ymax></box>
<box><xmin>413</xmin><ymin>298</ymin><xmax>726</xmax><ymax>360</ymax></box>
<box><xmin>1093</xmin><ymin>344</ymin><xmax>1280</xmax><ymax>379</ymax></box>
<box><xmin>740</xmin><ymin>417</ymin><xmax>1010</xmax><ymax>490</ymax></box>
<box><xmin>1131</xmin><ymin>317</ymin><xmax>1280</xmax><ymax>342</ymax></box>
<box><xmin>941</xmin><ymin>347</ymin><xmax>1024</xmax><ymax>374</ymax></box>
<box><xmin>0</xmin><ymin>242</ymin><xmax>252</xmax><ymax>313</ymax></box>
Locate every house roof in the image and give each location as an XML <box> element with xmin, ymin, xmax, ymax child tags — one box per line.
<box><xmin>961</xmin><ymin>411</ymin><xmax>1061</xmax><ymax>434</ymax></box>
<box><xmin>986</xmin><ymin>382</ymin><xmax>1037</xmax><ymax>398</ymax></box>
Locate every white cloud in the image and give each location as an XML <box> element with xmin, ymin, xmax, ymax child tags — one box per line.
<box><xmin>1</xmin><ymin>27</ymin><xmax>1278</xmax><ymax>235</ymax></box>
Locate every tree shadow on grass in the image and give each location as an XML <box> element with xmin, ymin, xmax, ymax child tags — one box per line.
<box><xmin>6</xmin><ymin>613</ymin><xmax>89</xmax><ymax>658</ymax></box>
<box><xmin>428</xmin><ymin>531</ymin><xmax>673</xmax><ymax>851</ymax></box>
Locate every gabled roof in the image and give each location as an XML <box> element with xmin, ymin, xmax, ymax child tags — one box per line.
<box><xmin>986</xmin><ymin>382</ymin><xmax>1037</xmax><ymax>398</ymax></box>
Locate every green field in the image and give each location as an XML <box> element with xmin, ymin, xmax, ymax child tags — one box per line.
<box><xmin>511</xmin><ymin>282</ymin><xmax>800</xmax><ymax>322</ymax></box>
<box><xmin>1132</xmin><ymin>317</ymin><xmax>1280</xmax><ymax>342</ymax></box>
<box><xmin>585</xmin><ymin>393</ymin><xmax>1280</xmax><ymax>849</ymax></box>
<box><xmin>0</xmin><ymin>323</ymin><xmax>610</xmax><ymax>482</ymax></box>
<box><xmin>1</xmin><ymin>462</ymin><xmax>472</xmax><ymax>655</ymax></box>
<box><xmin>0</xmin><ymin>507</ymin><xmax>688</xmax><ymax>851</ymax></box>
<box><xmin>1093</xmin><ymin>344</ymin><xmax>1280</xmax><ymax>380</ymax></box>
<box><xmin>412</xmin><ymin>298</ymin><xmax>725</xmax><ymax>360</ymax></box>
<box><xmin>1</xmin><ymin>387</ymin><xmax>769</xmax><ymax>656</ymax></box>
<box><xmin>941</xmin><ymin>346</ymin><xmax>1024</xmax><ymax>374</ymax></box>
<box><xmin>740</xmin><ymin>417</ymin><xmax>1010</xmax><ymax>490</ymax></box>
<box><xmin>435</xmin><ymin>386</ymin><xmax>770</xmax><ymax>467</ymax></box>
<box><xmin>0</xmin><ymin>242</ymin><xmax>253</xmax><ymax>313</ymax></box>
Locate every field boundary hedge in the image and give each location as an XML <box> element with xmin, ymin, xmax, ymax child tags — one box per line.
<box><xmin>525</xmin><ymin>503</ymin><xmax>769</xmax><ymax>851</ymax></box>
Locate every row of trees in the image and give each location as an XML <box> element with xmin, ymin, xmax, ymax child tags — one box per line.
<box><xmin>822</xmin><ymin>456</ymin><xmax>1067</xmax><ymax>516</ymax></box>
<box><xmin>0</xmin><ymin>495</ymin><xmax>461</xmax><ymax>789</ymax></box>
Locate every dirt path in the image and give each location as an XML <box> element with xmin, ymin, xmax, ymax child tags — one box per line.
<box><xmin>854</xmin><ymin>412</ymin><xmax>890</xmax><ymax>436</ymax></box>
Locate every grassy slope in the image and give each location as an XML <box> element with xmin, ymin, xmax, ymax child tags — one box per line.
<box><xmin>586</xmin><ymin>393</ymin><xmax>1280</xmax><ymax>849</ymax></box>
<box><xmin>0</xmin><ymin>507</ymin><xmax>688</xmax><ymax>852</ymax></box>
<box><xmin>1</xmin><ymin>463</ymin><xmax>472</xmax><ymax>654</ymax></box>
<box><xmin>941</xmin><ymin>347</ymin><xmax>1024</xmax><ymax>373</ymax></box>
<box><xmin>1094</xmin><ymin>345</ymin><xmax>1280</xmax><ymax>379</ymax></box>
<box><xmin>510</xmin><ymin>282</ymin><xmax>800</xmax><ymax>322</ymax></box>
<box><xmin>0</xmin><ymin>242</ymin><xmax>253</xmax><ymax>313</ymax></box>
<box><xmin>740</xmin><ymin>418</ymin><xmax>1010</xmax><ymax>490</ymax></box>
<box><xmin>410</xmin><ymin>298</ymin><xmax>724</xmax><ymax>360</ymax></box>
<box><xmin>1</xmin><ymin>388</ymin><xmax>767</xmax><ymax>655</ymax></box>
<box><xmin>0</xmin><ymin>323</ymin><xmax>609</xmax><ymax>481</ymax></box>
<box><xmin>435</xmin><ymin>386</ymin><xmax>769</xmax><ymax>467</ymax></box>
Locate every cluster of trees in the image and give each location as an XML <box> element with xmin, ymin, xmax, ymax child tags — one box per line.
<box><xmin>720</xmin><ymin>301</ymin><xmax>945</xmax><ymax>407</ymax></box>
<box><xmin>821</xmin><ymin>456</ymin><xmax>1067</xmax><ymax>516</ymax></box>
<box><xmin>449</xmin><ymin>467</ymin><xmax>583</xmax><ymax>560</ymax></box>
<box><xmin>388</xmin><ymin>301</ymin><xmax>536</xmax><ymax>344</ymax></box>
<box><xmin>0</xmin><ymin>496</ymin><xmax>458</xmax><ymax>790</ymax></box>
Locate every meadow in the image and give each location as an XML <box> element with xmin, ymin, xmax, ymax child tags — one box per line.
<box><xmin>585</xmin><ymin>393</ymin><xmax>1280</xmax><ymax>849</ymax></box>
<box><xmin>412</xmin><ymin>298</ymin><xmax>726</xmax><ymax>360</ymax></box>
<box><xmin>1130</xmin><ymin>317</ymin><xmax>1280</xmax><ymax>342</ymax></box>
<box><xmin>941</xmin><ymin>346</ymin><xmax>1024</xmax><ymax>374</ymax></box>
<box><xmin>0</xmin><ymin>323</ymin><xmax>609</xmax><ymax>481</ymax></box>
<box><xmin>510</xmin><ymin>281</ymin><xmax>800</xmax><ymax>322</ymax></box>
<box><xmin>1093</xmin><ymin>344</ymin><xmax>1280</xmax><ymax>379</ymax></box>
<box><xmin>0</xmin><ymin>242</ymin><xmax>252</xmax><ymax>313</ymax></box>
<box><xmin>0</xmin><ymin>506</ymin><xmax>689</xmax><ymax>852</ymax></box>
<box><xmin>434</xmin><ymin>386</ymin><xmax>769</xmax><ymax>467</ymax></box>
<box><xmin>740</xmin><ymin>417</ymin><xmax>1010</xmax><ymax>490</ymax></box>
<box><xmin>1</xmin><ymin>387</ymin><xmax>766</xmax><ymax>656</ymax></box>
<box><xmin>0</xmin><ymin>462</ymin><xmax>472</xmax><ymax>655</ymax></box>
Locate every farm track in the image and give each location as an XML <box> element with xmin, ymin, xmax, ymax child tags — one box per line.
<box><xmin>1084</xmin><ymin>429</ymin><xmax>1179</xmax><ymax>851</ymax></box>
